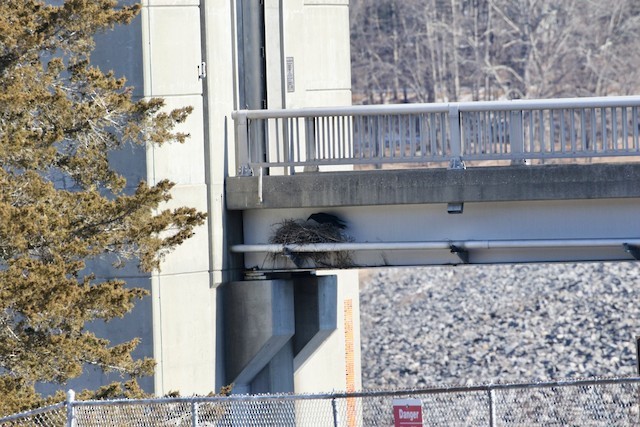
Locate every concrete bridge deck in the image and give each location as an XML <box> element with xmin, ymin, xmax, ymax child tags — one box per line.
<box><xmin>226</xmin><ymin>162</ymin><xmax>640</xmax><ymax>269</ymax></box>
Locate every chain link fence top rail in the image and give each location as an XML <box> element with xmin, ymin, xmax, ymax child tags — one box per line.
<box><xmin>2</xmin><ymin>377</ymin><xmax>640</xmax><ymax>426</ymax></box>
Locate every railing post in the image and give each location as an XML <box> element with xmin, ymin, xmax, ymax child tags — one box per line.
<box><xmin>304</xmin><ymin>117</ymin><xmax>319</xmax><ymax>172</ymax></box>
<box><xmin>509</xmin><ymin>110</ymin><xmax>526</xmax><ymax>165</ymax></box>
<box><xmin>66</xmin><ymin>390</ymin><xmax>76</xmax><ymax>427</ymax></box>
<box><xmin>448</xmin><ymin>104</ymin><xmax>464</xmax><ymax>169</ymax></box>
<box><xmin>234</xmin><ymin>111</ymin><xmax>253</xmax><ymax>176</ymax></box>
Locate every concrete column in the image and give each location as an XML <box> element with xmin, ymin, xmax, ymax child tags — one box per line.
<box><xmin>222</xmin><ymin>279</ymin><xmax>295</xmax><ymax>390</ymax></box>
<box><xmin>222</xmin><ymin>273</ymin><xmax>350</xmax><ymax>394</ymax></box>
<box><xmin>251</xmin><ymin>340</ymin><xmax>295</xmax><ymax>394</ymax></box>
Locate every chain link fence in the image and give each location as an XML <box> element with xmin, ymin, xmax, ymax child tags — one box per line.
<box><xmin>2</xmin><ymin>377</ymin><xmax>639</xmax><ymax>426</ymax></box>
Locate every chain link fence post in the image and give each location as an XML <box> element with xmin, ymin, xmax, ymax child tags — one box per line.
<box><xmin>331</xmin><ymin>397</ymin><xmax>339</xmax><ymax>427</ymax></box>
<box><xmin>191</xmin><ymin>401</ymin><xmax>199</xmax><ymax>427</ymax></box>
<box><xmin>66</xmin><ymin>390</ymin><xmax>76</xmax><ymax>427</ymax></box>
<box><xmin>488</xmin><ymin>388</ymin><xmax>496</xmax><ymax>427</ymax></box>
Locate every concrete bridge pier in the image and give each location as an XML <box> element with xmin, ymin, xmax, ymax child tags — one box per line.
<box><xmin>222</xmin><ymin>273</ymin><xmax>340</xmax><ymax>394</ymax></box>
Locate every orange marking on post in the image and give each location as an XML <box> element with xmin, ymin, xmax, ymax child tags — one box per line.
<box><xmin>344</xmin><ymin>299</ymin><xmax>357</xmax><ymax>426</ymax></box>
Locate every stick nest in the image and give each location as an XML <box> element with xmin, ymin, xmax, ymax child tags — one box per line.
<box><xmin>269</xmin><ymin>218</ymin><xmax>354</xmax><ymax>268</ymax></box>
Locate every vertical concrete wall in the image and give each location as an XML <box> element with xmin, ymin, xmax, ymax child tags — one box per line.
<box><xmin>200</xmin><ymin>0</ymin><xmax>240</xmax><ymax>393</ymax></box>
<box><xmin>92</xmin><ymin>0</ymin><xmax>216</xmax><ymax>395</ymax></box>
<box><xmin>88</xmin><ymin>0</ymin><xmax>360</xmax><ymax>396</ymax></box>
<box><xmin>140</xmin><ymin>0</ymin><xmax>215</xmax><ymax>396</ymax></box>
<box><xmin>295</xmin><ymin>270</ymin><xmax>362</xmax><ymax>393</ymax></box>
<box><xmin>275</xmin><ymin>0</ymin><xmax>352</xmax><ymax>109</ymax></box>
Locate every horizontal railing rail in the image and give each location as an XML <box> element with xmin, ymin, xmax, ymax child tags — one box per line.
<box><xmin>232</xmin><ymin>96</ymin><xmax>640</xmax><ymax>176</ymax></box>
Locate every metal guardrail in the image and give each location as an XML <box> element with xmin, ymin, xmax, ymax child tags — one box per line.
<box><xmin>2</xmin><ymin>377</ymin><xmax>640</xmax><ymax>426</ymax></box>
<box><xmin>232</xmin><ymin>96</ymin><xmax>640</xmax><ymax>176</ymax></box>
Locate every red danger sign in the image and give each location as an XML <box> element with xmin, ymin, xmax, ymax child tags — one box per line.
<box><xmin>393</xmin><ymin>399</ymin><xmax>423</xmax><ymax>427</ymax></box>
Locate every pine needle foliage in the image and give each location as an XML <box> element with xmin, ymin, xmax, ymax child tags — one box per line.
<box><xmin>0</xmin><ymin>0</ymin><xmax>207</xmax><ymax>414</ymax></box>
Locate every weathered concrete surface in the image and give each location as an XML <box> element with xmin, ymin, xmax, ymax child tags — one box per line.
<box><xmin>226</xmin><ymin>163</ymin><xmax>640</xmax><ymax>209</ymax></box>
<box><xmin>293</xmin><ymin>275</ymin><xmax>337</xmax><ymax>370</ymax></box>
<box><xmin>221</xmin><ymin>275</ymin><xmax>340</xmax><ymax>393</ymax></box>
<box><xmin>222</xmin><ymin>280</ymin><xmax>295</xmax><ymax>388</ymax></box>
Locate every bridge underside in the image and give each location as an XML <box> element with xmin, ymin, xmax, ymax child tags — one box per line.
<box><xmin>226</xmin><ymin>163</ymin><xmax>640</xmax><ymax>270</ymax></box>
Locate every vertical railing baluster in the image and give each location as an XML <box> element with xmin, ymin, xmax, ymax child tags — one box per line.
<box><xmin>570</xmin><ymin>108</ymin><xmax>576</xmax><ymax>153</ymax></box>
<box><xmin>387</xmin><ymin>114</ymin><xmax>393</xmax><ymax>159</ymax></box>
<box><xmin>319</xmin><ymin>116</ymin><xmax>329</xmax><ymax>160</ymax></box>
<box><xmin>441</xmin><ymin>112</ymin><xmax>447</xmax><ymax>157</ymax></box>
<box><xmin>483</xmin><ymin>111</ymin><xmax>489</xmax><ymax>156</ymax></box>
<box><xmin>261</xmin><ymin>118</ymin><xmax>268</xmax><ymax>167</ymax></box>
<box><xmin>560</xmin><ymin>109</ymin><xmax>566</xmax><ymax>154</ymax></box>
<box><xmin>602</xmin><ymin>108</ymin><xmax>608</xmax><ymax>153</ymax></box>
<box><xmin>580</xmin><ymin>108</ymin><xmax>587</xmax><ymax>152</ymax></box>
<box><xmin>547</xmin><ymin>109</ymin><xmax>553</xmax><ymax>155</ymax></box>
<box><xmin>378</xmin><ymin>114</ymin><xmax>382</xmax><ymax>160</ymax></box>
<box><xmin>476</xmin><ymin>111</ymin><xmax>483</xmax><ymax>156</ymax></box>
<box><xmin>397</xmin><ymin>114</ymin><xmax>402</xmax><ymax>159</ymax></box>
<box><xmin>623</xmin><ymin>107</ymin><xmax>629</xmax><ymax>151</ymax></box>
<box><xmin>337</xmin><ymin>115</ymin><xmax>343</xmax><ymax>158</ymax></box>
<box><xmin>347</xmin><ymin>116</ymin><xmax>352</xmax><ymax>158</ymax></box>
<box><xmin>332</xmin><ymin>116</ymin><xmax>337</xmax><ymax>159</ymax></box>
<box><xmin>357</xmin><ymin>115</ymin><xmax>363</xmax><ymax>159</ymax></box>
<box><xmin>288</xmin><ymin>118</ymin><xmax>295</xmax><ymax>174</ymax></box>
<box><xmin>502</xmin><ymin>111</ymin><xmax>507</xmax><ymax>154</ymax></box>
<box><xmin>490</xmin><ymin>112</ymin><xmax>496</xmax><ymax>154</ymax></box>
<box><xmin>612</xmin><ymin>107</ymin><xmax>618</xmax><ymax>152</ymax></box>
<box><xmin>295</xmin><ymin>118</ymin><xmax>301</xmax><ymax>164</ymax></box>
<box><xmin>410</xmin><ymin>114</ymin><xmax>416</xmax><ymax>158</ymax></box>
<box><xmin>633</xmin><ymin>107</ymin><xmax>639</xmax><ymax>152</ymax></box>
<box><xmin>528</xmin><ymin>111</ymin><xmax>534</xmax><ymax>154</ymax></box>
<box><xmin>496</xmin><ymin>111</ymin><xmax>501</xmax><ymax>154</ymax></box>
<box><xmin>368</xmin><ymin>115</ymin><xmax>373</xmax><ymax>160</ymax></box>
<box><xmin>387</xmin><ymin>114</ymin><xmax>392</xmax><ymax>159</ymax></box>
<box><xmin>274</xmin><ymin>118</ymin><xmax>280</xmax><ymax>165</ymax></box>
<box><xmin>365</xmin><ymin>116</ymin><xmax>370</xmax><ymax>159</ymax></box>
<box><xmin>317</xmin><ymin>116</ymin><xmax>322</xmax><ymax>159</ymax></box>
<box><xmin>591</xmin><ymin>108</ymin><xmax>597</xmax><ymax>154</ymax></box>
<box><xmin>419</xmin><ymin>113</ymin><xmax>426</xmax><ymax>159</ymax></box>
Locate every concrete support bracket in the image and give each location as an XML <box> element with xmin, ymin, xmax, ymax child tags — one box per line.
<box><xmin>293</xmin><ymin>275</ymin><xmax>338</xmax><ymax>370</ymax></box>
<box><xmin>222</xmin><ymin>279</ymin><xmax>295</xmax><ymax>387</ymax></box>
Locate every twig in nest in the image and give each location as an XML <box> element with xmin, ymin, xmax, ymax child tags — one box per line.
<box><xmin>269</xmin><ymin>218</ymin><xmax>354</xmax><ymax>268</ymax></box>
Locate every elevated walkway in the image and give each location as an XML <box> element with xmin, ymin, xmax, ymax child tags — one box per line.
<box><xmin>226</xmin><ymin>96</ymin><xmax>640</xmax><ymax>270</ymax></box>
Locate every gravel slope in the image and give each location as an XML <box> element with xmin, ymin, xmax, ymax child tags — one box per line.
<box><xmin>359</xmin><ymin>262</ymin><xmax>640</xmax><ymax>389</ymax></box>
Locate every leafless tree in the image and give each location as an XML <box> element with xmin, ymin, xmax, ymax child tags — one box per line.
<box><xmin>350</xmin><ymin>0</ymin><xmax>640</xmax><ymax>103</ymax></box>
